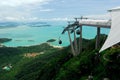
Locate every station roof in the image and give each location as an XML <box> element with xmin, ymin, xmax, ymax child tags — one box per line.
<box><xmin>100</xmin><ymin>7</ymin><xmax>120</xmax><ymax>52</ymax></box>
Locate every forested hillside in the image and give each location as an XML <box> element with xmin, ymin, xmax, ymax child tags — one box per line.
<box><xmin>0</xmin><ymin>35</ymin><xmax>120</xmax><ymax>80</ymax></box>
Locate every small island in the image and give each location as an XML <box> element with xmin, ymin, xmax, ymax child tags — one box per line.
<box><xmin>46</xmin><ymin>39</ymin><xmax>56</xmax><ymax>42</ymax></box>
<box><xmin>0</xmin><ymin>38</ymin><xmax>12</xmax><ymax>43</ymax></box>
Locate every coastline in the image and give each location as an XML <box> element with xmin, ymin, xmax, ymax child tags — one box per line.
<box><xmin>2</xmin><ymin>42</ymin><xmax>64</xmax><ymax>49</ymax></box>
<box><xmin>46</xmin><ymin>42</ymin><xmax>63</xmax><ymax>49</ymax></box>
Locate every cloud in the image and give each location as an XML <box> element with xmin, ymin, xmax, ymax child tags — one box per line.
<box><xmin>39</xmin><ymin>9</ymin><xmax>53</xmax><ymax>12</ymax></box>
<box><xmin>84</xmin><ymin>13</ymin><xmax>111</xmax><ymax>20</ymax></box>
<box><xmin>36</xmin><ymin>17</ymin><xmax>72</xmax><ymax>21</ymax></box>
<box><xmin>51</xmin><ymin>18</ymin><xmax>70</xmax><ymax>21</ymax></box>
<box><xmin>0</xmin><ymin>0</ymin><xmax>51</xmax><ymax>7</ymax></box>
<box><xmin>0</xmin><ymin>16</ymin><xmax>40</xmax><ymax>22</ymax></box>
<box><xmin>0</xmin><ymin>0</ymin><xmax>53</xmax><ymax>21</ymax></box>
<box><xmin>0</xmin><ymin>0</ymin><xmax>113</xmax><ymax>22</ymax></box>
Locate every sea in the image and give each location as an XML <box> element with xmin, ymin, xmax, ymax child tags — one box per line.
<box><xmin>0</xmin><ymin>21</ymin><xmax>110</xmax><ymax>47</ymax></box>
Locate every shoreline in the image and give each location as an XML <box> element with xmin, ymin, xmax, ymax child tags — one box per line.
<box><xmin>46</xmin><ymin>42</ymin><xmax>64</xmax><ymax>49</ymax></box>
<box><xmin>1</xmin><ymin>42</ymin><xmax>64</xmax><ymax>49</ymax></box>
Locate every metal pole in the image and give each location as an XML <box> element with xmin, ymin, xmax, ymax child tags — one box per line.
<box><xmin>68</xmin><ymin>29</ymin><xmax>76</xmax><ymax>56</ymax></box>
<box><xmin>78</xmin><ymin>25</ymin><xmax>82</xmax><ymax>54</ymax></box>
<box><xmin>96</xmin><ymin>27</ymin><xmax>100</xmax><ymax>49</ymax></box>
<box><xmin>73</xmin><ymin>26</ymin><xmax>78</xmax><ymax>55</ymax></box>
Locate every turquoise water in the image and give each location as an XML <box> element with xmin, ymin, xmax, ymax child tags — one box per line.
<box><xmin>0</xmin><ymin>21</ymin><xmax>110</xmax><ymax>47</ymax></box>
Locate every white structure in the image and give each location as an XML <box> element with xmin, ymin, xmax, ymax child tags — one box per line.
<box><xmin>62</xmin><ymin>7</ymin><xmax>120</xmax><ymax>56</ymax></box>
<box><xmin>100</xmin><ymin>7</ymin><xmax>120</xmax><ymax>52</ymax></box>
<box><xmin>62</xmin><ymin>19</ymin><xmax>111</xmax><ymax>56</ymax></box>
<box><xmin>79</xmin><ymin>19</ymin><xmax>111</xmax><ymax>28</ymax></box>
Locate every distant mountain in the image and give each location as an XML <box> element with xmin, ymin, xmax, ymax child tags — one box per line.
<box><xmin>0</xmin><ymin>22</ymin><xmax>20</xmax><ymax>28</ymax></box>
<box><xmin>0</xmin><ymin>22</ymin><xmax>51</xmax><ymax>28</ymax></box>
<box><xmin>24</xmin><ymin>22</ymin><xmax>51</xmax><ymax>27</ymax></box>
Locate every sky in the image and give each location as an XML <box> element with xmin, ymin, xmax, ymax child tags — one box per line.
<box><xmin>0</xmin><ymin>0</ymin><xmax>120</xmax><ymax>22</ymax></box>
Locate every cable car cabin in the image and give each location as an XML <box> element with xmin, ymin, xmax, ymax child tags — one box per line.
<box><xmin>59</xmin><ymin>40</ymin><xmax>62</xmax><ymax>44</ymax></box>
<box><xmin>76</xmin><ymin>30</ymin><xmax>80</xmax><ymax>35</ymax></box>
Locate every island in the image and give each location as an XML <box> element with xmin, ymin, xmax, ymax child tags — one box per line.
<box><xmin>46</xmin><ymin>39</ymin><xmax>56</xmax><ymax>42</ymax></box>
<box><xmin>0</xmin><ymin>38</ymin><xmax>12</xmax><ymax>43</ymax></box>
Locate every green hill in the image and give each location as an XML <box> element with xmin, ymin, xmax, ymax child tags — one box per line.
<box><xmin>0</xmin><ymin>34</ymin><xmax>120</xmax><ymax>80</ymax></box>
<box><xmin>0</xmin><ymin>38</ymin><xmax>12</xmax><ymax>43</ymax></box>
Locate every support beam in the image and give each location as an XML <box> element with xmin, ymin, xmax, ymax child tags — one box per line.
<box><xmin>73</xmin><ymin>26</ymin><xmax>78</xmax><ymax>54</ymax></box>
<box><xmin>78</xmin><ymin>25</ymin><xmax>82</xmax><ymax>54</ymax></box>
<box><xmin>95</xmin><ymin>27</ymin><xmax>100</xmax><ymax>49</ymax></box>
<box><xmin>68</xmin><ymin>30</ymin><xmax>76</xmax><ymax>56</ymax></box>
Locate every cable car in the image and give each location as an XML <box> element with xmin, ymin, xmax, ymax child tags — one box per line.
<box><xmin>76</xmin><ymin>30</ymin><xmax>80</xmax><ymax>35</ymax></box>
<box><xmin>59</xmin><ymin>40</ymin><xmax>62</xmax><ymax>44</ymax></box>
<box><xmin>58</xmin><ymin>37</ymin><xmax>62</xmax><ymax>44</ymax></box>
